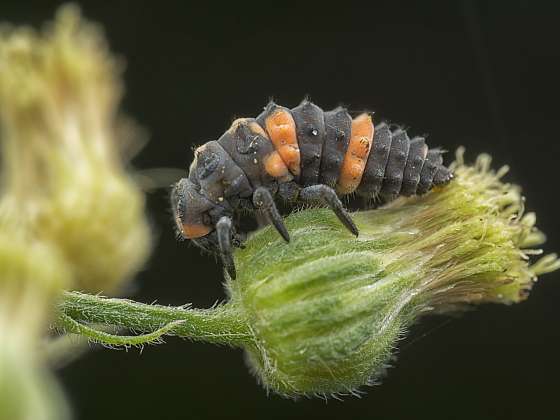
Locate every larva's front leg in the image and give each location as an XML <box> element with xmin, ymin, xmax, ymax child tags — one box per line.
<box><xmin>216</xmin><ymin>216</ymin><xmax>236</xmax><ymax>279</ymax></box>
<box><xmin>253</xmin><ymin>187</ymin><xmax>290</xmax><ymax>243</ymax></box>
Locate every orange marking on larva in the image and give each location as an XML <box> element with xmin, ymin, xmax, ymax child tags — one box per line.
<box><xmin>336</xmin><ymin>113</ymin><xmax>374</xmax><ymax>195</ymax></box>
<box><xmin>264</xmin><ymin>151</ymin><xmax>292</xmax><ymax>182</ymax></box>
<box><xmin>278</xmin><ymin>144</ymin><xmax>300</xmax><ymax>175</ymax></box>
<box><xmin>349</xmin><ymin>163</ymin><xmax>363</xmax><ymax>179</ymax></box>
<box><xmin>265</xmin><ymin>109</ymin><xmax>301</xmax><ymax>176</ymax></box>
<box><xmin>249</xmin><ymin>122</ymin><xmax>268</xmax><ymax>137</ymax></box>
<box><xmin>181</xmin><ymin>223</ymin><xmax>212</xmax><ymax>239</ymax></box>
<box><xmin>194</xmin><ymin>144</ymin><xmax>207</xmax><ymax>156</ymax></box>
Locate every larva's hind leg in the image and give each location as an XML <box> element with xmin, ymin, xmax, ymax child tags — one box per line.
<box><xmin>299</xmin><ymin>185</ymin><xmax>359</xmax><ymax>237</ymax></box>
<box><xmin>216</xmin><ymin>216</ymin><xmax>236</xmax><ymax>279</ymax></box>
<box><xmin>253</xmin><ymin>187</ymin><xmax>290</xmax><ymax>243</ymax></box>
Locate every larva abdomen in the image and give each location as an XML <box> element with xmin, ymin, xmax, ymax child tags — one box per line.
<box><xmin>291</xmin><ymin>100</ymin><xmax>326</xmax><ymax>187</ymax></box>
<box><xmin>400</xmin><ymin>137</ymin><xmax>428</xmax><ymax>196</ymax></box>
<box><xmin>380</xmin><ymin>129</ymin><xmax>410</xmax><ymax>198</ymax></box>
<box><xmin>356</xmin><ymin>122</ymin><xmax>392</xmax><ymax>197</ymax></box>
<box><xmin>320</xmin><ymin>107</ymin><xmax>352</xmax><ymax>188</ymax></box>
<box><xmin>197</xmin><ymin>100</ymin><xmax>452</xmax><ymax>205</ymax></box>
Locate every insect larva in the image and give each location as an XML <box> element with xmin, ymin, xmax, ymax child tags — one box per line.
<box><xmin>171</xmin><ymin>99</ymin><xmax>453</xmax><ymax>278</ymax></box>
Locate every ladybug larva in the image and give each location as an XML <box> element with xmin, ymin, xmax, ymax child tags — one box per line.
<box><xmin>171</xmin><ymin>99</ymin><xmax>453</xmax><ymax>279</ymax></box>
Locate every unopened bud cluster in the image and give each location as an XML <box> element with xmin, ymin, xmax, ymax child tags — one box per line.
<box><xmin>225</xmin><ymin>150</ymin><xmax>558</xmax><ymax>397</ymax></box>
<box><xmin>0</xmin><ymin>6</ymin><xmax>152</xmax><ymax>419</ymax></box>
<box><xmin>0</xmin><ymin>5</ymin><xmax>150</xmax><ymax>294</ymax></box>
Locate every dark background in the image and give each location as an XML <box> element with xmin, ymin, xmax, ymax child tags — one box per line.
<box><xmin>3</xmin><ymin>1</ymin><xmax>560</xmax><ymax>419</ymax></box>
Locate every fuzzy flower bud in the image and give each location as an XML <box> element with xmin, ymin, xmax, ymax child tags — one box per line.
<box><xmin>225</xmin><ymin>150</ymin><xmax>559</xmax><ymax>397</ymax></box>
<box><xmin>0</xmin><ymin>6</ymin><xmax>153</xmax><ymax>419</ymax></box>
<box><xmin>0</xmin><ymin>5</ymin><xmax>151</xmax><ymax>293</ymax></box>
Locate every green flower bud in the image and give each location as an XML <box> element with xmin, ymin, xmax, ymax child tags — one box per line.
<box><xmin>0</xmin><ymin>5</ymin><xmax>151</xmax><ymax>294</ymax></box>
<box><xmin>57</xmin><ymin>150</ymin><xmax>559</xmax><ymax>399</ymax></box>
<box><xmin>225</xmin><ymin>150</ymin><xmax>559</xmax><ymax>397</ymax></box>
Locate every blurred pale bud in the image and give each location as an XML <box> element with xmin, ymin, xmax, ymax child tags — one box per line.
<box><xmin>0</xmin><ymin>5</ymin><xmax>151</xmax><ymax>293</ymax></box>
<box><xmin>0</xmin><ymin>6</ymin><xmax>154</xmax><ymax>418</ymax></box>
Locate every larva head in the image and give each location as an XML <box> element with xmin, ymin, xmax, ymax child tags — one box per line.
<box><xmin>170</xmin><ymin>178</ymin><xmax>214</xmax><ymax>241</ymax></box>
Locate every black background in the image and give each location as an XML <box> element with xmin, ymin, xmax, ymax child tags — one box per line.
<box><xmin>3</xmin><ymin>1</ymin><xmax>560</xmax><ymax>419</ymax></box>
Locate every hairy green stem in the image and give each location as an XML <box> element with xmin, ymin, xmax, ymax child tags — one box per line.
<box><xmin>55</xmin><ymin>314</ymin><xmax>185</xmax><ymax>347</ymax></box>
<box><xmin>58</xmin><ymin>291</ymin><xmax>253</xmax><ymax>347</ymax></box>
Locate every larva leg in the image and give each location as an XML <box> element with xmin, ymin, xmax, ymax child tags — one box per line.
<box><xmin>253</xmin><ymin>187</ymin><xmax>290</xmax><ymax>243</ymax></box>
<box><xmin>216</xmin><ymin>216</ymin><xmax>236</xmax><ymax>280</ymax></box>
<box><xmin>299</xmin><ymin>185</ymin><xmax>359</xmax><ymax>237</ymax></box>
<box><xmin>255</xmin><ymin>212</ymin><xmax>269</xmax><ymax>229</ymax></box>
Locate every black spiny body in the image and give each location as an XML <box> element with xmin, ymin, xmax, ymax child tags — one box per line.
<box><xmin>171</xmin><ymin>99</ymin><xmax>453</xmax><ymax>278</ymax></box>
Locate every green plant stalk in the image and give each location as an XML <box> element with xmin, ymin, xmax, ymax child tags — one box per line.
<box><xmin>56</xmin><ymin>151</ymin><xmax>559</xmax><ymax>397</ymax></box>
<box><xmin>58</xmin><ymin>291</ymin><xmax>252</xmax><ymax>346</ymax></box>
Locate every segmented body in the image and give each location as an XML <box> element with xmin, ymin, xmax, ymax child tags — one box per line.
<box><xmin>172</xmin><ymin>99</ymin><xmax>453</xmax><ymax>278</ymax></box>
<box><xmin>190</xmin><ymin>100</ymin><xmax>451</xmax><ymax>209</ymax></box>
